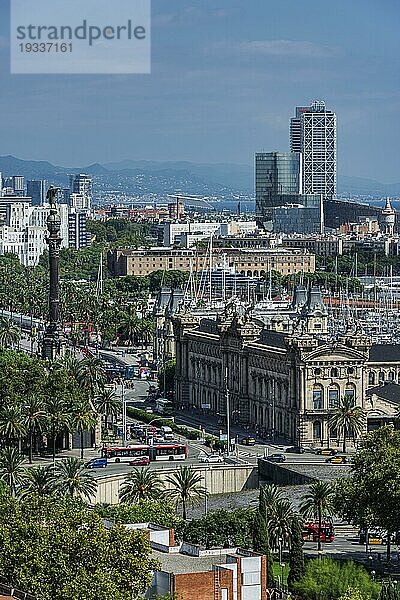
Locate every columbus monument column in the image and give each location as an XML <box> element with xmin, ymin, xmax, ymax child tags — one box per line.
<box><xmin>42</xmin><ymin>186</ymin><xmax>66</xmax><ymax>360</ymax></box>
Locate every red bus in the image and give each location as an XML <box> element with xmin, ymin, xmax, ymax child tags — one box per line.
<box><xmin>101</xmin><ymin>443</ymin><xmax>188</xmax><ymax>463</ymax></box>
<box><xmin>303</xmin><ymin>521</ymin><xmax>334</xmax><ymax>543</ymax></box>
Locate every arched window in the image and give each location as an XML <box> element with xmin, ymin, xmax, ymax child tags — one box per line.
<box><xmin>368</xmin><ymin>371</ymin><xmax>376</xmax><ymax>386</ymax></box>
<box><xmin>344</xmin><ymin>386</ymin><xmax>356</xmax><ymax>406</ymax></box>
<box><xmin>379</xmin><ymin>371</ymin><xmax>385</xmax><ymax>383</ymax></box>
<box><xmin>312</xmin><ymin>386</ymin><xmax>323</xmax><ymax>410</ymax></box>
<box><xmin>388</xmin><ymin>371</ymin><xmax>395</xmax><ymax>382</ymax></box>
<box><xmin>328</xmin><ymin>387</ymin><xmax>340</xmax><ymax>409</ymax></box>
<box><xmin>313</xmin><ymin>421</ymin><xmax>322</xmax><ymax>440</ymax></box>
<box><xmin>331</xmin><ymin>367</ymin><xmax>339</xmax><ymax>378</ymax></box>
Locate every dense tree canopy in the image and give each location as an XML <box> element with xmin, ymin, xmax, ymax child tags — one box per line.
<box><xmin>0</xmin><ymin>493</ymin><xmax>157</xmax><ymax>600</ymax></box>
<box><xmin>334</xmin><ymin>426</ymin><xmax>400</xmax><ymax>560</ymax></box>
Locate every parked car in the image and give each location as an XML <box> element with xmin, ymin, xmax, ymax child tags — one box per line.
<box><xmin>85</xmin><ymin>457</ymin><xmax>107</xmax><ymax>469</ymax></box>
<box><xmin>326</xmin><ymin>455</ymin><xmax>348</xmax><ymax>464</ymax></box>
<box><xmin>266</xmin><ymin>453</ymin><xmax>286</xmax><ymax>463</ymax></box>
<box><xmin>240</xmin><ymin>436</ymin><xmax>256</xmax><ymax>446</ymax></box>
<box><xmin>199</xmin><ymin>454</ymin><xmax>224</xmax><ymax>464</ymax></box>
<box><xmin>285</xmin><ymin>446</ymin><xmax>306</xmax><ymax>454</ymax></box>
<box><xmin>129</xmin><ymin>456</ymin><xmax>150</xmax><ymax>466</ymax></box>
<box><xmin>316</xmin><ymin>448</ymin><xmax>338</xmax><ymax>456</ymax></box>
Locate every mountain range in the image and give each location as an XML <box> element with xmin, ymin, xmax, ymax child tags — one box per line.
<box><xmin>0</xmin><ymin>155</ymin><xmax>399</xmax><ymax>198</ymax></box>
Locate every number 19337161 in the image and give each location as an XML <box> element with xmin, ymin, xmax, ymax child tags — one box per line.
<box><xmin>19</xmin><ymin>42</ymin><xmax>73</xmax><ymax>52</ymax></box>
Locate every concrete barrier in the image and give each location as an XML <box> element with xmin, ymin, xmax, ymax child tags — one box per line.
<box><xmin>258</xmin><ymin>458</ymin><xmax>318</xmax><ymax>486</ymax></box>
<box><xmin>93</xmin><ymin>464</ymin><xmax>258</xmax><ymax>505</ymax></box>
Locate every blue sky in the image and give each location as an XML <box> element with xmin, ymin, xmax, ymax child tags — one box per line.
<box><xmin>0</xmin><ymin>0</ymin><xmax>399</xmax><ymax>181</ymax></box>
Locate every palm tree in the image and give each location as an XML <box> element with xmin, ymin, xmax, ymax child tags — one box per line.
<box><xmin>165</xmin><ymin>465</ymin><xmax>206</xmax><ymax>520</ymax></box>
<box><xmin>70</xmin><ymin>399</ymin><xmax>97</xmax><ymax>459</ymax></box>
<box><xmin>259</xmin><ymin>483</ymin><xmax>284</xmax><ymax>509</ymax></box>
<box><xmin>19</xmin><ymin>465</ymin><xmax>55</xmax><ymax>498</ymax></box>
<box><xmin>0</xmin><ymin>317</ymin><xmax>20</xmax><ymax>349</ymax></box>
<box><xmin>45</xmin><ymin>397</ymin><xmax>70</xmax><ymax>465</ymax></box>
<box><xmin>300</xmin><ymin>481</ymin><xmax>336</xmax><ymax>552</ymax></box>
<box><xmin>119</xmin><ymin>310</ymin><xmax>141</xmax><ymax>346</ymax></box>
<box><xmin>95</xmin><ymin>388</ymin><xmax>121</xmax><ymax>429</ymax></box>
<box><xmin>53</xmin><ymin>457</ymin><xmax>97</xmax><ymax>501</ymax></box>
<box><xmin>0</xmin><ymin>403</ymin><xmax>27</xmax><ymax>450</ymax></box>
<box><xmin>267</xmin><ymin>498</ymin><xmax>297</xmax><ymax>549</ymax></box>
<box><xmin>119</xmin><ymin>468</ymin><xmax>164</xmax><ymax>503</ymax></box>
<box><xmin>0</xmin><ymin>447</ymin><xmax>26</xmax><ymax>496</ymax></box>
<box><xmin>329</xmin><ymin>397</ymin><xmax>365</xmax><ymax>453</ymax></box>
<box><xmin>77</xmin><ymin>357</ymin><xmax>106</xmax><ymax>397</ymax></box>
<box><xmin>23</xmin><ymin>396</ymin><xmax>47</xmax><ymax>463</ymax></box>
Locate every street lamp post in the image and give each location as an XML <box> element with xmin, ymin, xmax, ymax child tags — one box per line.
<box><xmin>225</xmin><ymin>366</ymin><xmax>231</xmax><ymax>456</ymax></box>
<box><xmin>121</xmin><ymin>379</ymin><xmax>127</xmax><ymax>445</ymax></box>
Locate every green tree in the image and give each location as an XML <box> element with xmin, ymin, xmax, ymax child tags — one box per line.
<box><xmin>94</xmin><ymin>499</ymin><xmax>180</xmax><ymax>529</ymax></box>
<box><xmin>0</xmin><ymin>403</ymin><xmax>26</xmax><ymax>449</ymax></box>
<box><xmin>45</xmin><ymin>397</ymin><xmax>70</xmax><ymax>465</ymax></box>
<box><xmin>95</xmin><ymin>387</ymin><xmax>121</xmax><ymax>429</ymax></box>
<box><xmin>0</xmin><ymin>317</ymin><xmax>21</xmax><ymax>349</ymax></box>
<box><xmin>292</xmin><ymin>557</ymin><xmax>380</xmax><ymax>600</ymax></box>
<box><xmin>53</xmin><ymin>457</ymin><xmax>97</xmax><ymax>501</ymax></box>
<box><xmin>119</xmin><ymin>468</ymin><xmax>164</xmax><ymax>503</ymax></box>
<box><xmin>0</xmin><ymin>494</ymin><xmax>157</xmax><ymax>600</ymax></box>
<box><xmin>334</xmin><ymin>426</ymin><xmax>400</xmax><ymax>562</ymax></box>
<box><xmin>19</xmin><ymin>465</ymin><xmax>55</xmax><ymax>498</ymax></box>
<box><xmin>287</xmin><ymin>517</ymin><xmax>305</xmax><ymax>587</ymax></box>
<box><xmin>253</xmin><ymin>489</ymin><xmax>275</xmax><ymax>588</ymax></box>
<box><xmin>70</xmin><ymin>399</ymin><xmax>97</xmax><ymax>459</ymax></box>
<box><xmin>268</xmin><ymin>497</ymin><xmax>296</xmax><ymax>549</ymax></box>
<box><xmin>182</xmin><ymin>508</ymin><xmax>254</xmax><ymax>549</ymax></box>
<box><xmin>165</xmin><ymin>466</ymin><xmax>206</xmax><ymax>520</ymax></box>
<box><xmin>300</xmin><ymin>481</ymin><xmax>335</xmax><ymax>552</ymax></box>
<box><xmin>0</xmin><ymin>447</ymin><xmax>26</xmax><ymax>496</ymax></box>
<box><xmin>329</xmin><ymin>397</ymin><xmax>365</xmax><ymax>453</ymax></box>
<box><xmin>23</xmin><ymin>395</ymin><xmax>47</xmax><ymax>463</ymax></box>
<box><xmin>77</xmin><ymin>357</ymin><xmax>106</xmax><ymax>397</ymax></box>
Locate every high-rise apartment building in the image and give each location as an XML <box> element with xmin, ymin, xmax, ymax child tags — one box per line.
<box><xmin>27</xmin><ymin>179</ymin><xmax>47</xmax><ymax>206</ymax></box>
<box><xmin>290</xmin><ymin>100</ymin><xmax>337</xmax><ymax>200</ymax></box>
<box><xmin>69</xmin><ymin>173</ymin><xmax>92</xmax><ymax>210</ymax></box>
<box><xmin>11</xmin><ymin>175</ymin><xmax>25</xmax><ymax>196</ymax></box>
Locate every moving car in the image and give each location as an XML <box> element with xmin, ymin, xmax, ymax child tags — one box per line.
<box><xmin>315</xmin><ymin>448</ymin><xmax>337</xmax><ymax>456</ymax></box>
<box><xmin>160</xmin><ymin>425</ymin><xmax>174</xmax><ymax>441</ymax></box>
<box><xmin>85</xmin><ymin>457</ymin><xmax>107</xmax><ymax>469</ymax></box>
<box><xmin>285</xmin><ymin>446</ymin><xmax>306</xmax><ymax>454</ymax></box>
<box><xmin>266</xmin><ymin>453</ymin><xmax>286</xmax><ymax>463</ymax></box>
<box><xmin>129</xmin><ymin>456</ymin><xmax>150</xmax><ymax>466</ymax></box>
<box><xmin>199</xmin><ymin>453</ymin><xmax>224</xmax><ymax>464</ymax></box>
<box><xmin>240</xmin><ymin>436</ymin><xmax>256</xmax><ymax>446</ymax></box>
<box><xmin>326</xmin><ymin>455</ymin><xmax>348</xmax><ymax>464</ymax></box>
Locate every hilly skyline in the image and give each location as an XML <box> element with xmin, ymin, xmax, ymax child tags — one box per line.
<box><xmin>0</xmin><ymin>155</ymin><xmax>399</xmax><ymax>199</ymax></box>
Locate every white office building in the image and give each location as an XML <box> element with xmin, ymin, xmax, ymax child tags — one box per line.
<box><xmin>290</xmin><ymin>100</ymin><xmax>337</xmax><ymax>200</ymax></box>
<box><xmin>163</xmin><ymin>221</ymin><xmax>257</xmax><ymax>247</ymax></box>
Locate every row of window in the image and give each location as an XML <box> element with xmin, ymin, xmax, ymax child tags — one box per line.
<box><xmin>314</xmin><ymin>367</ymin><xmax>354</xmax><ymax>377</ymax></box>
<box><xmin>369</xmin><ymin>371</ymin><xmax>400</xmax><ymax>385</ymax></box>
<box><xmin>312</xmin><ymin>387</ymin><xmax>355</xmax><ymax>410</ymax></box>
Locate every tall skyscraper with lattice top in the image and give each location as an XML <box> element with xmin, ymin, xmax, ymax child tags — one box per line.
<box><xmin>290</xmin><ymin>100</ymin><xmax>337</xmax><ymax>200</ymax></box>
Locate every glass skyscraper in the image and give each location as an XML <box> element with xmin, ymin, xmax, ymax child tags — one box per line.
<box><xmin>255</xmin><ymin>152</ymin><xmax>301</xmax><ymax>225</ymax></box>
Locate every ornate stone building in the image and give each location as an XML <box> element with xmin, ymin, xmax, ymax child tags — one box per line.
<box><xmin>173</xmin><ymin>289</ymin><xmax>400</xmax><ymax>447</ymax></box>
